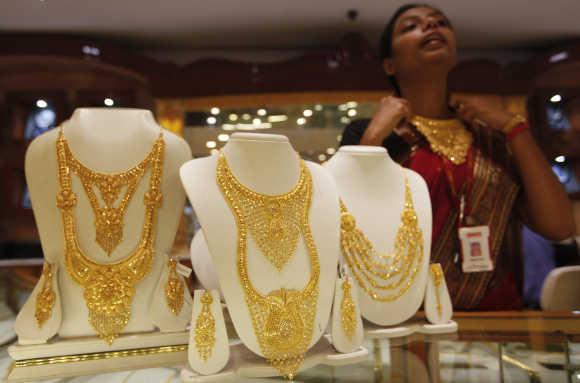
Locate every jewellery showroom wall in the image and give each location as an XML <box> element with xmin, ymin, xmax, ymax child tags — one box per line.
<box><xmin>0</xmin><ymin>33</ymin><xmax>576</xmax><ymax>295</ymax></box>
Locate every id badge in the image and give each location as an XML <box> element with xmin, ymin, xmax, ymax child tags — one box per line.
<box><xmin>458</xmin><ymin>225</ymin><xmax>494</xmax><ymax>273</ymax></box>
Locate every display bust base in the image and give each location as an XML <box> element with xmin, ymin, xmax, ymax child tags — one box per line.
<box><xmin>181</xmin><ymin>336</ymin><xmax>369</xmax><ymax>382</ymax></box>
<box><xmin>364</xmin><ymin>319</ymin><xmax>458</xmax><ymax>340</ymax></box>
<box><xmin>7</xmin><ymin>331</ymin><xmax>189</xmax><ymax>382</ymax></box>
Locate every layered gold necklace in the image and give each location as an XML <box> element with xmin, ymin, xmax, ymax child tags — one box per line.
<box><xmin>216</xmin><ymin>153</ymin><xmax>319</xmax><ymax>380</ymax></box>
<box><xmin>340</xmin><ymin>177</ymin><xmax>424</xmax><ymax>302</ymax></box>
<box><xmin>56</xmin><ymin>129</ymin><xmax>164</xmax><ymax>344</ymax></box>
<box><xmin>410</xmin><ymin>115</ymin><xmax>473</xmax><ymax>165</ymax></box>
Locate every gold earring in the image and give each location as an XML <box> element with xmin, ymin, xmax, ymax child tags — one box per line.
<box><xmin>165</xmin><ymin>258</ymin><xmax>185</xmax><ymax>315</ymax></box>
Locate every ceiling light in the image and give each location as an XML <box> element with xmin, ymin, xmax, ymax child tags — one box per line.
<box><xmin>210</xmin><ymin>107</ymin><xmax>220</xmax><ymax>115</ymax></box>
<box><xmin>550</xmin><ymin>94</ymin><xmax>562</xmax><ymax>103</ymax></box>
<box><xmin>104</xmin><ymin>98</ymin><xmax>114</xmax><ymax>107</ymax></box>
<box><xmin>228</xmin><ymin>113</ymin><xmax>238</xmax><ymax>121</ymax></box>
<box><xmin>218</xmin><ymin>134</ymin><xmax>229</xmax><ymax>142</ymax></box>
<box><xmin>257</xmin><ymin>108</ymin><xmax>267</xmax><ymax>116</ymax></box>
<box><xmin>555</xmin><ymin>155</ymin><xmax>566</xmax><ymax>163</ymax></box>
<box><xmin>297</xmin><ymin>117</ymin><xmax>306</xmax><ymax>125</ymax></box>
<box><xmin>206</xmin><ymin>116</ymin><xmax>217</xmax><ymax>125</ymax></box>
<box><xmin>206</xmin><ymin>140</ymin><xmax>217</xmax><ymax>149</ymax></box>
<box><xmin>347</xmin><ymin>109</ymin><xmax>357</xmax><ymax>117</ymax></box>
<box><xmin>36</xmin><ymin>99</ymin><xmax>47</xmax><ymax>108</ymax></box>
<box><xmin>303</xmin><ymin>109</ymin><xmax>313</xmax><ymax>117</ymax></box>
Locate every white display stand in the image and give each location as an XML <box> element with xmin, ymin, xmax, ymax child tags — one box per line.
<box><xmin>324</xmin><ymin>146</ymin><xmax>433</xmax><ymax>326</ymax></box>
<box><xmin>180</xmin><ymin>132</ymin><xmax>347</xmax><ymax>377</ymax></box>
<box><xmin>12</xmin><ymin>109</ymin><xmax>192</xmax><ymax>366</ymax></box>
<box><xmin>188</xmin><ymin>290</ymin><xmax>229</xmax><ymax>376</ymax></box>
<box><xmin>325</xmin><ymin>146</ymin><xmax>457</xmax><ymax>338</ymax></box>
<box><xmin>190</xmin><ymin>231</ymin><xmax>222</xmax><ymax>297</ymax></box>
<box><xmin>181</xmin><ymin>337</ymin><xmax>369</xmax><ymax>382</ymax></box>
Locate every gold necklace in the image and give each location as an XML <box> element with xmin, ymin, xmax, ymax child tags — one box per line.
<box><xmin>194</xmin><ymin>291</ymin><xmax>216</xmax><ymax>362</ymax></box>
<box><xmin>56</xmin><ymin>129</ymin><xmax>164</xmax><ymax>344</ymax></box>
<box><xmin>165</xmin><ymin>258</ymin><xmax>185</xmax><ymax>315</ymax></box>
<box><xmin>62</xmin><ymin>138</ymin><xmax>159</xmax><ymax>255</ymax></box>
<box><xmin>35</xmin><ymin>263</ymin><xmax>55</xmax><ymax>328</ymax></box>
<box><xmin>340</xmin><ymin>278</ymin><xmax>356</xmax><ymax>341</ymax></box>
<box><xmin>215</xmin><ymin>153</ymin><xmax>310</xmax><ymax>271</ymax></box>
<box><xmin>429</xmin><ymin>263</ymin><xmax>444</xmax><ymax>317</ymax></box>
<box><xmin>410</xmin><ymin>115</ymin><xmax>473</xmax><ymax>165</ymax></box>
<box><xmin>217</xmin><ymin>153</ymin><xmax>319</xmax><ymax>380</ymax></box>
<box><xmin>340</xmin><ymin>178</ymin><xmax>424</xmax><ymax>302</ymax></box>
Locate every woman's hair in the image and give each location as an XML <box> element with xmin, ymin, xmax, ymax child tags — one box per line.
<box><xmin>379</xmin><ymin>3</ymin><xmax>441</xmax><ymax>95</ymax></box>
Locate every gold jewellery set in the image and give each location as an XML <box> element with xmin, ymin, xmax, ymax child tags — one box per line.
<box><xmin>34</xmin><ymin>129</ymin><xmax>186</xmax><ymax>344</ymax></box>
<box><xmin>340</xmin><ymin>177</ymin><xmax>424</xmax><ymax>303</ymax></box>
<box><xmin>217</xmin><ymin>153</ymin><xmax>319</xmax><ymax>379</ymax></box>
<box><xmin>410</xmin><ymin>115</ymin><xmax>473</xmax><ymax>165</ymax></box>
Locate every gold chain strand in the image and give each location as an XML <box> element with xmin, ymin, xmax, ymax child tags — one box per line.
<box><xmin>194</xmin><ymin>291</ymin><xmax>216</xmax><ymax>362</ymax></box>
<box><xmin>340</xmin><ymin>279</ymin><xmax>356</xmax><ymax>341</ymax></box>
<box><xmin>410</xmin><ymin>115</ymin><xmax>473</xmax><ymax>165</ymax></box>
<box><xmin>165</xmin><ymin>258</ymin><xmax>185</xmax><ymax>315</ymax></box>
<box><xmin>340</xmin><ymin>178</ymin><xmax>424</xmax><ymax>302</ymax></box>
<box><xmin>35</xmin><ymin>263</ymin><xmax>56</xmax><ymax>328</ymax></box>
<box><xmin>217</xmin><ymin>153</ymin><xmax>319</xmax><ymax>380</ymax></box>
<box><xmin>214</xmin><ymin>153</ymin><xmax>310</xmax><ymax>271</ymax></box>
<box><xmin>56</xmin><ymin>129</ymin><xmax>164</xmax><ymax>344</ymax></box>
<box><xmin>63</xmin><ymin>139</ymin><xmax>158</xmax><ymax>255</ymax></box>
<box><xmin>430</xmin><ymin>264</ymin><xmax>444</xmax><ymax>317</ymax></box>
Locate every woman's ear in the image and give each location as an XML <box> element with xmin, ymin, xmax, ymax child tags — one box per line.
<box><xmin>382</xmin><ymin>58</ymin><xmax>396</xmax><ymax>76</ymax></box>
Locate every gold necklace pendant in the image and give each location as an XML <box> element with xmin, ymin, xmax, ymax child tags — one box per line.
<box><xmin>63</xmin><ymin>138</ymin><xmax>158</xmax><ymax>255</ymax></box>
<box><xmin>56</xmin><ymin>130</ymin><xmax>164</xmax><ymax>344</ymax></box>
<box><xmin>410</xmin><ymin>115</ymin><xmax>473</xmax><ymax>165</ymax></box>
<box><xmin>35</xmin><ymin>263</ymin><xmax>56</xmax><ymax>328</ymax></box>
<box><xmin>215</xmin><ymin>153</ymin><xmax>310</xmax><ymax>271</ymax></box>
<box><xmin>340</xmin><ymin>177</ymin><xmax>424</xmax><ymax>302</ymax></box>
<box><xmin>429</xmin><ymin>263</ymin><xmax>444</xmax><ymax>317</ymax></box>
<box><xmin>194</xmin><ymin>291</ymin><xmax>216</xmax><ymax>362</ymax></box>
<box><xmin>217</xmin><ymin>153</ymin><xmax>319</xmax><ymax>380</ymax></box>
<box><xmin>340</xmin><ymin>279</ymin><xmax>356</xmax><ymax>341</ymax></box>
<box><xmin>165</xmin><ymin>258</ymin><xmax>185</xmax><ymax>315</ymax></box>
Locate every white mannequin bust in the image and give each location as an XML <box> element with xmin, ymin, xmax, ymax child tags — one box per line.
<box><xmin>15</xmin><ymin>108</ymin><xmax>191</xmax><ymax>343</ymax></box>
<box><xmin>180</xmin><ymin>132</ymin><xmax>340</xmax><ymax>357</ymax></box>
<box><xmin>324</xmin><ymin>145</ymin><xmax>432</xmax><ymax>326</ymax></box>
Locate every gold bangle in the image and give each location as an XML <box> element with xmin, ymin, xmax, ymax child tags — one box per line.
<box><xmin>502</xmin><ymin>114</ymin><xmax>527</xmax><ymax>135</ymax></box>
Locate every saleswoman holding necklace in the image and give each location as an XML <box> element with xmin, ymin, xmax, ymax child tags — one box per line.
<box><xmin>341</xmin><ymin>4</ymin><xmax>575</xmax><ymax>310</ymax></box>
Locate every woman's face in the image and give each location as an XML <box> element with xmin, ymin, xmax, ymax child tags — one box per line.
<box><xmin>385</xmin><ymin>6</ymin><xmax>457</xmax><ymax>79</ymax></box>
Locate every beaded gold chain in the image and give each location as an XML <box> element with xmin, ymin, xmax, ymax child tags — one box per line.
<box><xmin>62</xmin><ymin>137</ymin><xmax>159</xmax><ymax>255</ymax></box>
<box><xmin>165</xmin><ymin>258</ymin><xmax>185</xmax><ymax>315</ymax></box>
<box><xmin>340</xmin><ymin>177</ymin><xmax>424</xmax><ymax>302</ymax></box>
<box><xmin>56</xmin><ymin>129</ymin><xmax>164</xmax><ymax>344</ymax></box>
<box><xmin>35</xmin><ymin>262</ymin><xmax>56</xmax><ymax>328</ymax></box>
<box><xmin>217</xmin><ymin>153</ymin><xmax>319</xmax><ymax>380</ymax></box>
<box><xmin>410</xmin><ymin>115</ymin><xmax>473</xmax><ymax>165</ymax></box>
<box><xmin>194</xmin><ymin>291</ymin><xmax>216</xmax><ymax>362</ymax></box>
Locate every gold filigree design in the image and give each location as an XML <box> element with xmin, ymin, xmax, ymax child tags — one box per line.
<box><xmin>56</xmin><ymin>129</ymin><xmax>164</xmax><ymax>344</ymax></box>
<box><xmin>165</xmin><ymin>258</ymin><xmax>185</xmax><ymax>315</ymax></box>
<box><xmin>62</xmin><ymin>136</ymin><xmax>160</xmax><ymax>255</ymax></box>
<box><xmin>430</xmin><ymin>263</ymin><xmax>444</xmax><ymax>317</ymax></box>
<box><xmin>215</xmin><ymin>153</ymin><xmax>310</xmax><ymax>271</ymax></box>
<box><xmin>35</xmin><ymin>263</ymin><xmax>56</xmax><ymax>328</ymax></box>
<box><xmin>410</xmin><ymin>115</ymin><xmax>473</xmax><ymax>165</ymax></box>
<box><xmin>340</xmin><ymin>177</ymin><xmax>424</xmax><ymax>302</ymax></box>
<box><xmin>217</xmin><ymin>153</ymin><xmax>319</xmax><ymax>380</ymax></box>
<box><xmin>340</xmin><ymin>278</ymin><xmax>356</xmax><ymax>341</ymax></box>
<box><xmin>194</xmin><ymin>291</ymin><xmax>216</xmax><ymax>362</ymax></box>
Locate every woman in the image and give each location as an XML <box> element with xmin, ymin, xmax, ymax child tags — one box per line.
<box><xmin>341</xmin><ymin>4</ymin><xmax>575</xmax><ymax>310</ymax></box>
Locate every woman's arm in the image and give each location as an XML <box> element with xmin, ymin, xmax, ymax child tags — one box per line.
<box><xmin>457</xmin><ymin>99</ymin><xmax>576</xmax><ymax>241</ymax></box>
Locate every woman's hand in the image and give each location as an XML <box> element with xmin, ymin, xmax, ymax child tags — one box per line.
<box><xmin>361</xmin><ymin>96</ymin><xmax>411</xmax><ymax>146</ymax></box>
<box><xmin>454</xmin><ymin>98</ymin><xmax>513</xmax><ymax>132</ymax></box>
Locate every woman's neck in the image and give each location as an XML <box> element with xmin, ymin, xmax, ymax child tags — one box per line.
<box><xmin>398</xmin><ymin>74</ymin><xmax>452</xmax><ymax>119</ymax></box>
